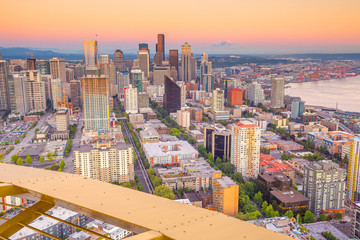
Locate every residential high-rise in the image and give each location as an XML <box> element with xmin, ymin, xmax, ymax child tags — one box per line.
<box><xmin>291</xmin><ymin>100</ymin><xmax>305</xmax><ymax>119</ymax></box>
<box><xmin>177</xmin><ymin>81</ymin><xmax>186</xmax><ymax>108</ymax></box>
<box><xmin>49</xmin><ymin>57</ymin><xmax>66</xmax><ymax>81</ymax></box>
<box><xmin>137</xmin><ymin>50</ymin><xmax>149</xmax><ymax>79</ymax></box>
<box><xmin>7</xmin><ymin>74</ymin><xmax>16</xmax><ymax>112</ymax></box>
<box><xmin>113</xmin><ymin>49</ymin><xmax>125</xmax><ymax>72</ymax></box>
<box><xmin>181</xmin><ymin>42</ymin><xmax>193</xmax><ymax>82</ymax></box>
<box><xmin>41</xmin><ymin>75</ymin><xmax>53</xmax><ymax>103</ymax></box>
<box><xmin>153</xmin><ymin>63</ymin><xmax>170</xmax><ymax>85</ymax></box>
<box><xmin>74</xmin><ymin>143</ymin><xmax>134</xmax><ymax>183</ymax></box>
<box><xmin>27</xmin><ymin>58</ymin><xmax>36</xmax><ymax>70</ymax></box>
<box><xmin>12</xmin><ymin>73</ymin><xmax>29</xmax><ymax>115</ymax></box>
<box><xmin>70</xmin><ymin>80</ymin><xmax>81</xmax><ymax>108</ymax></box>
<box><xmin>227</xmin><ymin>88</ymin><xmax>243</xmax><ymax>106</ymax></box>
<box><xmin>36</xmin><ymin>60</ymin><xmax>50</xmax><ymax>75</ymax></box>
<box><xmin>270</xmin><ymin>77</ymin><xmax>285</xmax><ymax>109</ymax></box>
<box><xmin>211</xmin><ymin>88</ymin><xmax>224</xmax><ymax>112</ymax></box>
<box><xmin>247</xmin><ymin>82</ymin><xmax>265</xmax><ymax>105</ymax></box>
<box><xmin>99</xmin><ymin>54</ymin><xmax>116</xmax><ymax>96</ymax></box>
<box><xmin>117</xmin><ymin>71</ymin><xmax>129</xmax><ymax>99</ymax></box>
<box><xmin>177</xmin><ymin>110</ymin><xmax>190</xmax><ymax>129</ymax></box>
<box><xmin>137</xmin><ymin>92</ymin><xmax>149</xmax><ymax>109</ymax></box>
<box><xmin>130</xmin><ymin>69</ymin><xmax>144</xmax><ymax>93</ymax></box>
<box><xmin>169</xmin><ymin>49</ymin><xmax>178</xmax><ymax>71</ymax></box>
<box><xmin>82</xmin><ymin>76</ymin><xmax>110</xmax><ymax>133</ymax></box>
<box><xmin>83</xmin><ymin>40</ymin><xmax>98</xmax><ymax>67</ymax></box>
<box><xmin>0</xmin><ymin>60</ymin><xmax>9</xmax><ymax>111</ymax></box>
<box><xmin>51</xmin><ymin>78</ymin><xmax>64</xmax><ymax>110</ymax></box>
<box><xmin>231</xmin><ymin>121</ymin><xmax>261</xmax><ymax>178</ymax></box>
<box><xmin>56</xmin><ymin>108</ymin><xmax>70</xmax><ymax>132</ymax></box>
<box><xmin>347</xmin><ymin>136</ymin><xmax>360</xmax><ymax>202</ymax></box>
<box><xmin>21</xmin><ymin>70</ymin><xmax>47</xmax><ymax>112</ymax></box>
<box><xmin>163</xmin><ymin>76</ymin><xmax>181</xmax><ymax>113</ymax></box>
<box><xmin>212</xmin><ymin>171</ymin><xmax>239</xmax><ymax>216</ymax></box>
<box><xmin>303</xmin><ymin>160</ymin><xmax>346</xmax><ymax>217</ymax></box>
<box><xmin>156</xmin><ymin>34</ymin><xmax>165</xmax><ymax>61</ymax></box>
<box><xmin>124</xmin><ymin>84</ymin><xmax>138</xmax><ymax>114</ymax></box>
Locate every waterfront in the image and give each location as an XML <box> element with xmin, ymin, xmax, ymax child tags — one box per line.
<box><xmin>286</xmin><ymin>75</ymin><xmax>360</xmax><ymax>112</ymax></box>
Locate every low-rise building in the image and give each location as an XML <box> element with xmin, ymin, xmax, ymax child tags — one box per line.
<box><xmin>139</xmin><ymin>127</ymin><xmax>160</xmax><ymax>144</ymax></box>
<box><xmin>307</xmin><ymin>131</ymin><xmax>354</xmax><ymax>155</ymax></box>
<box><xmin>143</xmin><ymin>141</ymin><xmax>198</xmax><ymax>167</ymax></box>
<box><xmin>129</xmin><ymin>113</ymin><xmax>145</xmax><ymax>123</ymax></box>
<box><xmin>260</xmin><ymin>154</ymin><xmax>295</xmax><ymax>183</ymax></box>
<box><xmin>157</xmin><ymin>167</ymin><xmax>196</xmax><ymax>190</ymax></box>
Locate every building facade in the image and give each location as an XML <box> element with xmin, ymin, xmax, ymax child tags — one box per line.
<box><xmin>347</xmin><ymin>136</ymin><xmax>360</xmax><ymax>202</ymax></box>
<box><xmin>163</xmin><ymin>76</ymin><xmax>181</xmax><ymax>113</ymax></box>
<box><xmin>49</xmin><ymin>57</ymin><xmax>66</xmax><ymax>81</ymax></box>
<box><xmin>83</xmin><ymin>40</ymin><xmax>98</xmax><ymax>67</ymax></box>
<box><xmin>270</xmin><ymin>77</ymin><xmax>285</xmax><ymax>109</ymax></box>
<box><xmin>74</xmin><ymin>143</ymin><xmax>134</xmax><ymax>183</ymax></box>
<box><xmin>124</xmin><ymin>84</ymin><xmax>138</xmax><ymax>114</ymax></box>
<box><xmin>231</xmin><ymin>121</ymin><xmax>261</xmax><ymax>178</ymax></box>
<box><xmin>227</xmin><ymin>88</ymin><xmax>243</xmax><ymax>106</ymax></box>
<box><xmin>211</xmin><ymin>88</ymin><xmax>224</xmax><ymax>112</ymax></box>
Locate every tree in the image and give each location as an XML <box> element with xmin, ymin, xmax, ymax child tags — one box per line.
<box><xmin>253</xmin><ymin>191</ymin><xmax>263</xmax><ymax>206</ymax></box>
<box><xmin>232</xmin><ymin>172</ymin><xmax>244</xmax><ymax>184</ymax></box>
<box><xmin>11</xmin><ymin>154</ymin><xmax>18</xmax><ymax>163</ymax></box>
<box><xmin>25</xmin><ymin>153</ymin><xmax>32</xmax><ymax>164</ymax></box>
<box><xmin>138</xmin><ymin>183</ymin><xmax>144</xmax><ymax>191</ymax></box>
<box><xmin>303</xmin><ymin>210</ymin><xmax>315</xmax><ymax>223</ymax></box>
<box><xmin>0</xmin><ymin>155</ymin><xmax>3</xmax><ymax>161</ymax></box>
<box><xmin>48</xmin><ymin>156</ymin><xmax>53</xmax><ymax>162</ymax></box>
<box><xmin>284</xmin><ymin>210</ymin><xmax>294</xmax><ymax>219</ymax></box>
<box><xmin>321</xmin><ymin>231</ymin><xmax>339</xmax><ymax>240</ymax></box>
<box><xmin>335</xmin><ymin>212</ymin><xmax>342</xmax><ymax>220</ymax></box>
<box><xmin>261</xmin><ymin>201</ymin><xmax>268</xmax><ymax>212</ymax></box>
<box><xmin>47</xmin><ymin>151</ymin><xmax>52</xmax><ymax>158</ymax></box>
<box><xmin>208</xmin><ymin>153</ymin><xmax>214</xmax><ymax>162</ymax></box>
<box><xmin>16</xmin><ymin>157</ymin><xmax>23</xmax><ymax>165</ymax></box>
<box><xmin>296</xmin><ymin>214</ymin><xmax>303</xmax><ymax>224</ymax></box>
<box><xmin>318</xmin><ymin>214</ymin><xmax>327</xmax><ymax>222</ymax></box>
<box><xmin>215</xmin><ymin>157</ymin><xmax>222</xmax><ymax>165</ymax></box>
<box><xmin>15</xmin><ymin>139</ymin><xmax>20</xmax><ymax>144</ymax></box>
<box><xmin>297</xmin><ymin>132</ymin><xmax>303</xmax><ymax>138</ymax></box>
<box><xmin>153</xmin><ymin>185</ymin><xmax>175</xmax><ymax>200</ymax></box>
<box><xmin>235</xmin><ymin>210</ymin><xmax>261</xmax><ymax>221</ymax></box>
<box><xmin>39</xmin><ymin>155</ymin><xmax>45</xmax><ymax>163</ymax></box>
<box><xmin>53</xmin><ymin>150</ymin><xmax>58</xmax><ymax>157</ymax></box>
<box><xmin>244</xmin><ymin>182</ymin><xmax>255</xmax><ymax>198</ymax></box>
<box><xmin>59</xmin><ymin>160</ymin><xmax>65</xmax><ymax>170</ymax></box>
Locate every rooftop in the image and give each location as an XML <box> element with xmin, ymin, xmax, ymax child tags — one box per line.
<box><xmin>271</xmin><ymin>188</ymin><xmax>309</xmax><ymax>204</ymax></box>
<box><xmin>215</xmin><ymin>176</ymin><xmax>237</xmax><ymax>188</ymax></box>
<box><xmin>235</xmin><ymin>121</ymin><xmax>258</xmax><ymax>128</ymax></box>
<box><xmin>143</xmin><ymin>141</ymin><xmax>198</xmax><ymax>158</ymax></box>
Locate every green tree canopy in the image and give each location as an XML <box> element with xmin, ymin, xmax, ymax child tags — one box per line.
<box><xmin>59</xmin><ymin>159</ymin><xmax>65</xmax><ymax>170</ymax></box>
<box><xmin>317</xmin><ymin>214</ymin><xmax>327</xmax><ymax>222</ymax></box>
<box><xmin>39</xmin><ymin>155</ymin><xmax>45</xmax><ymax>163</ymax></box>
<box><xmin>253</xmin><ymin>191</ymin><xmax>263</xmax><ymax>206</ymax></box>
<box><xmin>284</xmin><ymin>210</ymin><xmax>294</xmax><ymax>219</ymax></box>
<box><xmin>16</xmin><ymin>158</ymin><xmax>23</xmax><ymax>165</ymax></box>
<box><xmin>11</xmin><ymin>154</ymin><xmax>18</xmax><ymax>163</ymax></box>
<box><xmin>153</xmin><ymin>185</ymin><xmax>175</xmax><ymax>200</ymax></box>
<box><xmin>244</xmin><ymin>182</ymin><xmax>255</xmax><ymax>198</ymax></box>
<box><xmin>303</xmin><ymin>210</ymin><xmax>315</xmax><ymax>223</ymax></box>
<box><xmin>25</xmin><ymin>153</ymin><xmax>32</xmax><ymax>164</ymax></box>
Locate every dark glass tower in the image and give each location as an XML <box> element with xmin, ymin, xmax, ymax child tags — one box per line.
<box><xmin>169</xmin><ymin>50</ymin><xmax>178</xmax><ymax>71</ymax></box>
<box><xmin>163</xmin><ymin>76</ymin><xmax>181</xmax><ymax>113</ymax></box>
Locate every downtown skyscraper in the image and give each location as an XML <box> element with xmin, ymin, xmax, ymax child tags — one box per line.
<box><xmin>0</xmin><ymin>60</ymin><xmax>9</xmax><ymax>111</ymax></box>
<box><xmin>156</xmin><ymin>34</ymin><xmax>165</xmax><ymax>61</ymax></box>
<box><xmin>82</xmin><ymin>76</ymin><xmax>110</xmax><ymax>133</ymax></box>
<box><xmin>83</xmin><ymin>40</ymin><xmax>98</xmax><ymax>67</ymax></box>
<box><xmin>181</xmin><ymin>42</ymin><xmax>193</xmax><ymax>82</ymax></box>
<box><xmin>270</xmin><ymin>76</ymin><xmax>285</xmax><ymax>109</ymax></box>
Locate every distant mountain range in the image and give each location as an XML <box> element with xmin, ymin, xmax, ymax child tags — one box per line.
<box><xmin>0</xmin><ymin>47</ymin><xmax>137</xmax><ymax>61</ymax></box>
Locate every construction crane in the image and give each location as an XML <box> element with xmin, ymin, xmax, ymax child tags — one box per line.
<box><xmin>54</xmin><ymin>89</ymin><xmax>73</xmax><ymax>111</ymax></box>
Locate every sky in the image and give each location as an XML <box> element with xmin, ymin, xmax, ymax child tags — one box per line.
<box><xmin>1</xmin><ymin>0</ymin><xmax>360</xmax><ymax>54</ymax></box>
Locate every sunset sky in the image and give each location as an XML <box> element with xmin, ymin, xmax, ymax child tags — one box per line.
<box><xmin>1</xmin><ymin>0</ymin><xmax>360</xmax><ymax>54</ymax></box>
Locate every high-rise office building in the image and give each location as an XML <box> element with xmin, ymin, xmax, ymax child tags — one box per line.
<box><xmin>231</xmin><ymin>121</ymin><xmax>261</xmax><ymax>178</ymax></box>
<box><xmin>41</xmin><ymin>75</ymin><xmax>53</xmax><ymax>103</ymax></box>
<box><xmin>181</xmin><ymin>42</ymin><xmax>193</xmax><ymax>82</ymax></box>
<box><xmin>204</xmin><ymin>126</ymin><xmax>231</xmax><ymax>161</ymax></box>
<box><xmin>74</xmin><ymin>143</ymin><xmax>134</xmax><ymax>183</ymax></box>
<box><xmin>139</xmin><ymin>43</ymin><xmax>148</xmax><ymax>51</ymax></box>
<box><xmin>211</xmin><ymin>88</ymin><xmax>224</xmax><ymax>112</ymax></box>
<box><xmin>70</xmin><ymin>80</ymin><xmax>81</xmax><ymax>108</ymax></box>
<box><xmin>347</xmin><ymin>136</ymin><xmax>360</xmax><ymax>202</ymax></box>
<box><xmin>21</xmin><ymin>70</ymin><xmax>47</xmax><ymax>112</ymax></box>
<box><xmin>153</xmin><ymin>63</ymin><xmax>170</xmax><ymax>85</ymax></box>
<box><xmin>202</xmin><ymin>74</ymin><xmax>215</xmax><ymax>93</ymax></box>
<box><xmin>270</xmin><ymin>77</ymin><xmax>285</xmax><ymax>109</ymax></box>
<box><xmin>124</xmin><ymin>84</ymin><xmax>138</xmax><ymax>114</ymax></box>
<box><xmin>137</xmin><ymin>50</ymin><xmax>149</xmax><ymax>79</ymax></box>
<box><xmin>83</xmin><ymin>40</ymin><xmax>98</xmax><ymax>67</ymax></box>
<box><xmin>200</xmin><ymin>52</ymin><xmax>212</xmax><ymax>88</ymax></box>
<box><xmin>49</xmin><ymin>57</ymin><xmax>66</xmax><ymax>81</ymax></box>
<box><xmin>177</xmin><ymin>109</ymin><xmax>190</xmax><ymax>129</ymax></box>
<box><xmin>0</xmin><ymin>60</ymin><xmax>9</xmax><ymax>111</ymax></box>
<box><xmin>163</xmin><ymin>76</ymin><xmax>181</xmax><ymax>113</ymax></box>
<box><xmin>7</xmin><ymin>74</ymin><xmax>16</xmax><ymax>112</ymax></box>
<box><xmin>303</xmin><ymin>160</ymin><xmax>346</xmax><ymax>217</ymax></box>
<box><xmin>247</xmin><ymin>82</ymin><xmax>265</xmax><ymax>105</ymax></box>
<box><xmin>117</xmin><ymin>71</ymin><xmax>129</xmax><ymax>99</ymax></box>
<box><xmin>137</xmin><ymin>92</ymin><xmax>149</xmax><ymax>109</ymax></box>
<box><xmin>73</xmin><ymin>63</ymin><xmax>85</xmax><ymax>80</ymax></box>
<box><xmin>227</xmin><ymin>88</ymin><xmax>243</xmax><ymax>106</ymax></box>
<box><xmin>177</xmin><ymin>81</ymin><xmax>186</xmax><ymax>108</ymax></box>
<box><xmin>27</xmin><ymin>58</ymin><xmax>36</xmax><ymax>70</ymax></box>
<box><xmin>12</xmin><ymin>74</ymin><xmax>29</xmax><ymax>115</ymax></box>
<box><xmin>51</xmin><ymin>78</ymin><xmax>64</xmax><ymax>110</ymax></box>
<box><xmin>113</xmin><ymin>49</ymin><xmax>125</xmax><ymax>72</ymax></box>
<box><xmin>130</xmin><ymin>69</ymin><xmax>144</xmax><ymax>93</ymax></box>
<box><xmin>36</xmin><ymin>60</ymin><xmax>50</xmax><ymax>75</ymax></box>
<box><xmin>82</xmin><ymin>76</ymin><xmax>110</xmax><ymax>133</ymax></box>
<box><xmin>169</xmin><ymin>50</ymin><xmax>178</xmax><ymax>71</ymax></box>
<box><xmin>291</xmin><ymin>100</ymin><xmax>305</xmax><ymax>119</ymax></box>
<box><xmin>156</xmin><ymin>34</ymin><xmax>165</xmax><ymax>61</ymax></box>
<box><xmin>99</xmin><ymin>55</ymin><xmax>116</xmax><ymax>96</ymax></box>
<box><xmin>212</xmin><ymin>171</ymin><xmax>239</xmax><ymax>216</ymax></box>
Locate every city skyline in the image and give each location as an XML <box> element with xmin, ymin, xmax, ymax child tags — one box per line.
<box><xmin>1</xmin><ymin>0</ymin><xmax>360</xmax><ymax>54</ymax></box>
